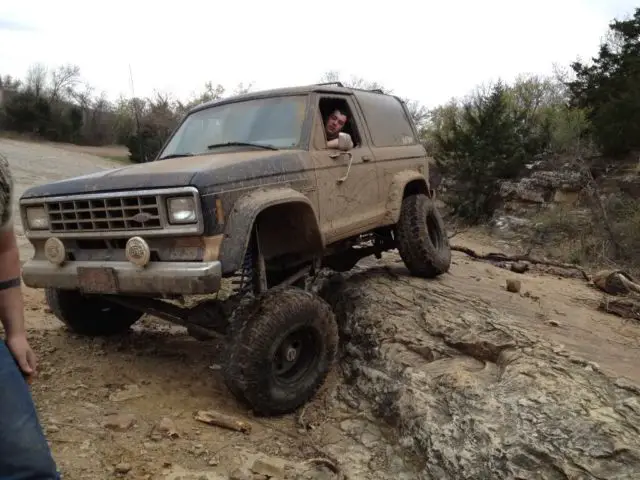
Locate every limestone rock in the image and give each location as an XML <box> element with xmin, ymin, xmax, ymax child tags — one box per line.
<box><xmin>315</xmin><ymin>266</ymin><xmax>640</xmax><ymax>479</ymax></box>
<box><xmin>250</xmin><ymin>457</ymin><xmax>285</xmax><ymax>478</ymax></box>
<box><xmin>103</xmin><ymin>413</ymin><xmax>136</xmax><ymax>431</ymax></box>
<box><xmin>162</xmin><ymin>464</ymin><xmax>226</xmax><ymax>480</ymax></box>
<box><xmin>155</xmin><ymin>417</ymin><xmax>179</xmax><ymax>439</ymax></box>
<box><xmin>114</xmin><ymin>462</ymin><xmax>131</xmax><ymax>474</ymax></box>
<box><xmin>506</xmin><ymin>278</ymin><xmax>522</xmax><ymax>293</ymax></box>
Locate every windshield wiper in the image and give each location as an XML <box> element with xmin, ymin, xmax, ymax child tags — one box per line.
<box><xmin>207</xmin><ymin>141</ymin><xmax>278</xmax><ymax>151</ymax></box>
<box><xmin>158</xmin><ymin>153</ymin><xmax>194</xmax><ymax>160</ymax></box>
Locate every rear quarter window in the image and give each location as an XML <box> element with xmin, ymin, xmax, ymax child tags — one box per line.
<box><xmin>356</xmin><ymin>92</ymin><xmax>417</xmax><ymax>147</ymax></box>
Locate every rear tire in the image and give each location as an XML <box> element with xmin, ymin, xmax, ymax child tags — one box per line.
<box><xmin>396</xmin><ymin>193</ymin><xmax>451</xmax><ymax>278</ymax></box>
<box><xmin>223</xmin><ymin>287</ymin><xmax>338</xmax><ymax>416</ymax></box>
<box><xmin>45</xmin><ymin>288</ymin><xmax>143</xmax><ymax>336</ymax></box>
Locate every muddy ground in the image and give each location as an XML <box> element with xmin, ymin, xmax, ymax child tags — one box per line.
<box><xmin>2</xmin><ymin>138</ymin><xmax>640</xmax><ymax>479</ymax></box>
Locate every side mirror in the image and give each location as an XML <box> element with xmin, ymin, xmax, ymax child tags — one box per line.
<box><xmin>337</xmin><ymin>132</ymin><xmax>354</xmax><ymax>151</ymax></box>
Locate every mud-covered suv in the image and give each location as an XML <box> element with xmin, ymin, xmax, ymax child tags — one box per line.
<box><xmin>19</xmin><ymin>82</ymin><xmax>451</xmax><ymax>416</ymax></box>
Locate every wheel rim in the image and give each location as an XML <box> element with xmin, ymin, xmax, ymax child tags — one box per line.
<box><xmin>271</xmin><ymin>326</ymin><xmax>321</xmax><ymax>386</ymax></box>
<box><xmin>426</xmin><ymin>213</ymin><xmax>444</xmax><ymax>249</ymax></box>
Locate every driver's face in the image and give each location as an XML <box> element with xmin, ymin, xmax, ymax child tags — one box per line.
<box><xmin>325</xmin><ymin>110</ymin><xmax>347</xmax><ymax>136</ymax></box>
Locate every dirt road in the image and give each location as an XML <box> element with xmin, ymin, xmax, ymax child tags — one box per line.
<box><xmin>1</xmin><ymin>138</ymin><xmax>124</xmax><ymax>261</ymax></box>
<box><xmin>2</xmin><ymin>138</ymin><xmax>640</xmax><ymax>479</ymax></box>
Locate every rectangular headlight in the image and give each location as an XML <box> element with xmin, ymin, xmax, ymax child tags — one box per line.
<box><xmin>167</xmin><ymin>197</ymin><xmax>197</xmax><ymax>224</ymax></box>
<box><xmin>25</xmin><ymin>206</ymin><xmax>49</xmax><ymax>230</ymax></box>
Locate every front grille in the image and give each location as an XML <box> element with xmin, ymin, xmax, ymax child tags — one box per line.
<box><xmin>47</xmin><ymin>195</ymin><xmax>161</xmax><ymax>233</ymax></box>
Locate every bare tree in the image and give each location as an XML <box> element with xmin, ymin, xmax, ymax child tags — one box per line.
<box><xmin>49</xmin><ymin>64</ymin><xmax>81</xmax><ymax>103</ymax></box>
<box><xmin>176</xmin><ymin>81</ymin><xmax>226</xmax><ymax>115</ymax></box>
<box><xmin>233</xmin><ymin>81</ymin><xmax>254</xmax><ymax>96</ymax></box>
<box><xmin>567</xmin><ymin>140</ymin><xmax>622</xmax><ymax>260</ymax></box>
<box><xmin>318</xmin><ymin>70</ymin><xmax>343</xmax><ymax>85</ymax></box>
<box><xmin>71</xmin><ymin>83</ymin><xmax>95</xmax><ymax>109</ymax></box>
<box><xmin>25</xmin><ymin>63</ymin><xmax>47</xmax><ymax>98</ymax></box>
<box><xmin>0</xmin><ymin>75</ymin><xmax>21</xmax><ymax>90</ymax></box>
<box><xmin>318</xmin><ymin>70</ymin><xmax>389</xmax><ymax>92</ymax></box>
<box><xmin>403</xmin><ymin>98</ymin><xmax>429</xmax><ymax>132</ymax></box>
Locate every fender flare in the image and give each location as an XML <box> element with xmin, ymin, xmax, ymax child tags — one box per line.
<box><xmin>382</xmin><ymin>170</ymin><xmax>430</xmax><ymax>225</ymax></box>
<box><xmin>218</xmin><ymin>188</ymin><xmax>324</xmax><ymax>273</ymax></box>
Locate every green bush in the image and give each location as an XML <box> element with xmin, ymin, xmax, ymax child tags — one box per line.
<box><xmin>433</xmin><ymin>81</ymin><xmax>533</xmax><ymax>223</ymax></box>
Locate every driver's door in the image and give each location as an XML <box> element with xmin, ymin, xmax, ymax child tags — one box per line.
<box><xmin>311</xmin><ymin>94</ymin><xmax>382</xmax><ymax>244</ymax></box>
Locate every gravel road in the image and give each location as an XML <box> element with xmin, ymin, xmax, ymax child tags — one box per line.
<box><xmin>0</xmin><ymin>138</ymin><xmax>122</xmax><ymax>259</ymax></box>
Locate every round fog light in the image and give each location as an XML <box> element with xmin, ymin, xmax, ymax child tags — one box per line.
<box><xmin>126</xmin><ymin>236</ymin><xmax>151</xmax><ymax>267</ymax></box>
<box><xmin>44</xmin><ymin>237</ymin><xmax>66</xmax><ymax>265</ymax></box>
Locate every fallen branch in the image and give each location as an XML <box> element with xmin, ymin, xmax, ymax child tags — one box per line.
<box><xmin>619</xmin><ymin>275</ymin><xmax>640</xmax><ymax>295</ymax></box>
<box><xmin>194</xmin><ymin>410</ymin><xmax>252</xmax><ymax>434</ymax></box>
<box><xmin>592</xmin><ymin>270</ymin><xmax>640</xmax><ymax>296</ymax></box>
<box><xmin>599</xmin><ymin>296</ymin><xmax>640</xmax><ymax>321</ymax></box>
<box><xmin>253</xmin><ymin>418</ymin><xmax>348</xmax><ymax>479</ymax></box>
<box><xmin>451</xmin><ymin>245</ymin><xmax>591</xmax><ymax>282</ymax></box>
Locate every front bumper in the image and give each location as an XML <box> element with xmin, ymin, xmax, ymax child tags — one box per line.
<box><xmin>21</xmin><ymin>260</ymin><xmax>222</xmax><ymax>295</ymax></box>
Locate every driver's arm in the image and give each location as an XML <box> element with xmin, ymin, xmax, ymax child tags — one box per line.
<box><xmin>326</xmin><ymin>138</ymin><xmax>339</xmax><ymax>149</ymax></box>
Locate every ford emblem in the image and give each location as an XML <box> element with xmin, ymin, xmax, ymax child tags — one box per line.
<box><xmin>131</xmin><ymin>212</ymin><xmax>152</xmax><ymax>223</ymax></box>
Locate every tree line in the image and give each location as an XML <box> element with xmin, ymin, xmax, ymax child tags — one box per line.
<box><xmin>1</xmin><ymin>7</ymin><xmax>638</xmax><ymax>229</ymax></box>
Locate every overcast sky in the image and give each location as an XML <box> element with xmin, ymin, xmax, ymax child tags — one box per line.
<box><xmin>0</xmin><ymin>0</ymin><xmax>636</xmax><ymax>108</ymax></box>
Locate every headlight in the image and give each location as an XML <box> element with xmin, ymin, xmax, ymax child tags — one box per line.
<box><xmin>167</xmin><ymin>197</ymin><xmax>197</xmax><ymax>224</ymax></box>
<box><xmin>25</xmin><ymin>206</ymin><xmax>49</xmax><ymax>230</ymax></box>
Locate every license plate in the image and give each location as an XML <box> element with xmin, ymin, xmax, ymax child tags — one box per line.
<box><xmin>77</xmin><ymin>266</ymin><xmax>119</xmax><ymax>294</ymax></box>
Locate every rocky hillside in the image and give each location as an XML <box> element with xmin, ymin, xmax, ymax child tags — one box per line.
<box><xmin>505</xmin><ymin>154</ymin><xmax>638</xmax><ymax>209</ymax></box>
<box><xmin>437</xmin><ymin>153</ymin><xmax>640</xmax><ymax>245</ymax></box>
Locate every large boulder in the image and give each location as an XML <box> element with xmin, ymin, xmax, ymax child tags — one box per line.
<box><xmin>315</xmin><ymin>260</ymin><xmax>640</xmax><ymax>479</ymax></box>
<box><xmin>499</xmin><ymin>170</ymin><xmax>584</xmax><ymax>205</ymax></box>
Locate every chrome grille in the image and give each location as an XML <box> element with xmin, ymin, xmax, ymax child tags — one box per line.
<box><xmin>47</xmin><ymin>195</ymin><xmax>161</xmax><ymax>233</ymax></box>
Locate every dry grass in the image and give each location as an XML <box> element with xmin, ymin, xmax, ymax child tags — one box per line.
<box><xmin>527</xmin><ymin>196</ymin><xmax>640</xmax><ymax>276</ymax></box>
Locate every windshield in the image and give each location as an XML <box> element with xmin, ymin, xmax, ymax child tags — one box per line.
<box><xmin>158</xmin><ymin>95</ymin><xmax>308</xmax><ymax>159</ymax></box>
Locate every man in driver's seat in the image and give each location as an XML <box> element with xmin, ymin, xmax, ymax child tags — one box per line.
<box><xmin>324</xmin><ymin>108</ymin><xmax>348</xmax><ymax>148</ymax></box>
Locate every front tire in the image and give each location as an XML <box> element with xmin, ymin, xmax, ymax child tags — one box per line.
<box><xmin>45</xmin><ymin>288</ymin><xmax>143</xmax><ymax>336</ymax></box>
<box><xmin>396</xmin><ymin>193</ymin><xmax>451</xmax><ymax>278</ymax></box>
<box><xmin>223</xmin><ymin>287</ymin><xmax>338</xmax><ymax>416</ymax></box>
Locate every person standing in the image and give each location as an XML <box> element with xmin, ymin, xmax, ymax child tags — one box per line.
<box><xmin>0</xmin><ymin>152</ymin><xmax>60</xmax><ymax>479</ymax></box>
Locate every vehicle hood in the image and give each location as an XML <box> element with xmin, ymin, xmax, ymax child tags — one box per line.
<box><xmin>20</xmin><ymin>149</ymin><xmax>306</xmax><ymax>199</ymax></box>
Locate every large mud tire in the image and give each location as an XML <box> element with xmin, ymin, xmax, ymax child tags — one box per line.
<box><xmin>45</xmin><ymin>288</ymin><xmax>143</xmax><ymax>336</ymax></box>
<box><xmin>223</xmin><ymin>287</ymin><xmax>338</xmax><ymax>416</ymax></box>
<box><xmin>396</xmin><ymin>193</ymin><xmax>451</xmax><ymax>278</ymax></box>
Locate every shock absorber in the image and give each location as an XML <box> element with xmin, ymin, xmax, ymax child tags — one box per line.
<box><xmin>238</xmin><ymin>242</ymin><xmax>254</xmax><ymax>296</ymax></box>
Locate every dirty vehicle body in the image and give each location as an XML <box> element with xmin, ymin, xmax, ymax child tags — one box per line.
<box><xmin>19</xmin><ymin>83</ymin><xmax>452</xmax><ymax>415</ymax></box>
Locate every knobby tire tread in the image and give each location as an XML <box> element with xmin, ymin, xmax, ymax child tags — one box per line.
<box><xmin>223</xmin><ymin>287</ymin><xmax>338</xmax><ymax>416</ymax></box>
<box><xmin>396</xmin><ymin>193</ymin><xmax>451</xmax><ymax>278</ymax></box>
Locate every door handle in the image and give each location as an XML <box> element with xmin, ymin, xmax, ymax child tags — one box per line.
<box><xmin>362</xmin><ymin>155</ymin><xmax>371</xmax><ymax>162</ymax></box>
<box><xmin>336</xmin><ymin>153</ymin><xmax>354</xmax><ymax>184</ymax></box>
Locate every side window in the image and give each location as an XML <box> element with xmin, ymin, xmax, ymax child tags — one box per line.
<box><xmin>356</xmin><ymin>92</ymin><xmax>417</xmax><ymax>147</ymax></box>
<box><xmin>317</xmin><ymin>96</ymin><xmax>362</xmax><ymax>148</ymax></box>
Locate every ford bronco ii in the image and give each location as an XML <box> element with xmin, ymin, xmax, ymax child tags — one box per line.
<box><xmin>18</xmin><ymin>82</ymin><xmax>452</xmax><ymax>416</ymax></box>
